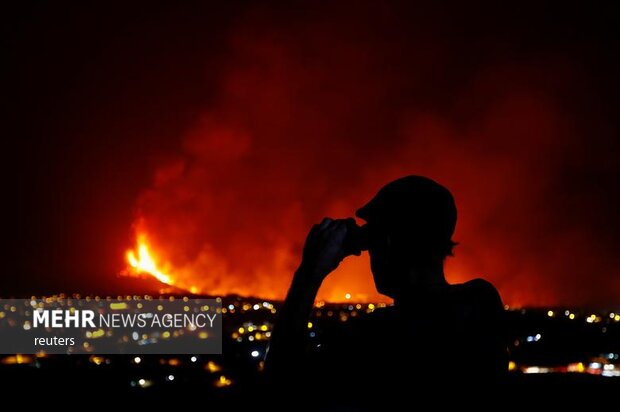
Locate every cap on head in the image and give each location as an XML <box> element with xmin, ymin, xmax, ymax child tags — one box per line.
<box><xmin>356</xmin><ymin>175</ymin><xmax>457</xmax><ymax>256</ymax></box>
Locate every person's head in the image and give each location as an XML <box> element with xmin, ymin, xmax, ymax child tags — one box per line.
<box><xmin>356</xmin><ymin>175</ymin><xmax>457</xmax><ymax>298</ymax></box>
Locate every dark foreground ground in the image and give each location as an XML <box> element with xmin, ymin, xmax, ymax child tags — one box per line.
<box><xmin>1</xmin><ymin>296</ymin><xmax>618</xmax><ymax>405</ymax></box>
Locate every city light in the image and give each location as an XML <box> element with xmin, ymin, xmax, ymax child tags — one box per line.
<box><xmin>215</xmin><ymin>375</ymin><xmax>233</xmax><ymax>388</ymax></box>
<box><xmin>3</xmin><ymin>295</ymin><xmax>620</xmax><ymax>393</ymax></box>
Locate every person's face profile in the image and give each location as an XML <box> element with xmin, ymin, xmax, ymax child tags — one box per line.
<box><xmin>365</xmin><ymin>221</ymin><xmax>397</xmax><ymax>296</ymax></box>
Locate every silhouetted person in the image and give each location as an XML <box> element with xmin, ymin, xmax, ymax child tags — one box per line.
<box><xmin>266</xmin><ymin>176</ymin><xmax>506</xmax><ymax>408</ymax></box>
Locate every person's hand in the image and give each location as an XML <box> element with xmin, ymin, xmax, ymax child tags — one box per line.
<box><xmin>299</xmin><ymin>217</ymin><xmax>351</xmax><ymax>283</ymax></box>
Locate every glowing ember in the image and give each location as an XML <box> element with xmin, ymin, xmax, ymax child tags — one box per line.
<box><xmin>126</xmin><ymin>236</ymin><xmax>173</xmax><ymax>286</ymax></box>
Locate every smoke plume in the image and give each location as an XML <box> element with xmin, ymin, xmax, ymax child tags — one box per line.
<box><xmin>127</xmin><ymin>2</ymin><xmax>619</xmax><ymax>305</ymax></box>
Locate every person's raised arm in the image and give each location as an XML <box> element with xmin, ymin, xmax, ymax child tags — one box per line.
<box><xmin>264</xmin><ymin>218</ymin><xmax>350</xmax><ymax>380</ymax></box>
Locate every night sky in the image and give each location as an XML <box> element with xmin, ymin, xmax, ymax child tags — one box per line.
<box><xmin>4</xmin><ymin>1</ymin><xmax>620</xmax><ymax>306</ymax></box>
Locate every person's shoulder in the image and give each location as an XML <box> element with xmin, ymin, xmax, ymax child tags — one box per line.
<box><xmin>455</xmin><ymin>278</ymin><xmax>504</xmax><ymax>313</ymax></box>
<box><xmin>460</xmin><ymin>278</ymin><xmax>501</xmax><ymax>298</ymax></box>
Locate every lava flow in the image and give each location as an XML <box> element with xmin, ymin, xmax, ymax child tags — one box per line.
<box><xmin>126</xmin><ymin>235</ymin><xmax>174</xmax><ymax>286</ymax></box>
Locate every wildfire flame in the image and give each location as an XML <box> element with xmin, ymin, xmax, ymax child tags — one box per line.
<box><xmin>126</xmin><ymin>236</ymin><xmax>173</xmax><ymax>286</ymax></box>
